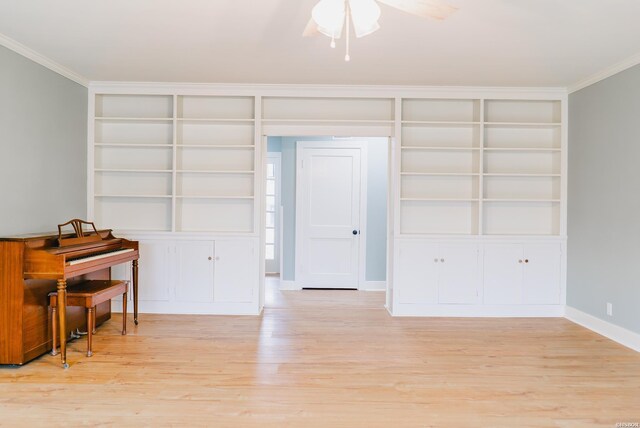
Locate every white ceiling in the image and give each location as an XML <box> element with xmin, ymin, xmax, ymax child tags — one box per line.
<box><xmin>1</xmin><ymin>0</ymin><xmax>640</xmax><ymax>87</ymax></box>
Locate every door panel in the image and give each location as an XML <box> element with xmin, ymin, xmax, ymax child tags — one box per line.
<box><xmin>438</xmin><ymin>244</ymin><xmax>479</xmax><ymax>304</ymax></box>
<box><xmin>307</xmin><ymin>239</ymin><xmax>353</xmax><ymax>275</ymax></box>
<box><xmin>299</xmin><ymin>147</ymin><xmax>361</xmax><ymax>288</ymax></box>
<box><xmin>396</xmin><ymin>241</ymin><xmax>439</xmax><ymax>304</ymax></box>
<box><xmin>214</xmin><ymin>239</ymin><xmax>256</xmax><ymax>303</ymax></box>
<box><xmin>175</xmin><ymin>241</ymin><xmax>215</xmax><ymax>302</ymax></box>
<box><xmin>522</xmin><ymin>243</ymin><xmax>561</xmax><ymax>304</ymax></box>
<box><xmin>483</xmin><ymin>244</ymin><xmax>523</xmax><ymax>304</ymax></box>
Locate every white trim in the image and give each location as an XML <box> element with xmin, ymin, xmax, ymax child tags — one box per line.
<box><xmin>569</xmin><ymin>51</ymin><xmax>640</xmax><ymax>93</ymax></box>
<box><xmin>565</xmin><ymin>306</ymin><xmax>640</xmax><ymax>353</ymax></box>
<box><xmin>0</xmin><ymin>32</ymin><xmax>89</xmax><ymax>87</ymax></box>
<box><xmin>89</xmin><ymin>81</ymin><xmax>567</xmax><ymax>99</ymax></box>
<box><xmin>279</xmin><ymin>280</ymin><xmax>301</xmax><ymax>291</ymax></box>
<box><xmin>362</xmin><ymin>281</ymin><xmax>386</xmax><ymax>291</ymax></box>
<box><xmin>393</xmin><ymin>304</ymin><xmax>564</xmax><ymax>317</ymax></box>
<box><xmin>294</xmin><ymin>141</ymin><xmax>369</xmax><ymax>290</ymax></box>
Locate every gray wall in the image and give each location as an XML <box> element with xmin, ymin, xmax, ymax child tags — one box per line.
<box><xmin>0</xmin><ymin>45</ymin><xmax>88</xmax><ymax>236</ymax></box>
<box><xmin>568</xmin><ymin>64</ymin><xmax>640</xmax><ymax>334</ymax></box>
<box><xmin>268</xmin><ymin>136</ymin><xmax>388</xmax><ymax>282</ymax></box>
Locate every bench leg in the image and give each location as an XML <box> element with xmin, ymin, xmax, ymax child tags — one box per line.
<box><xmin>87</xmin><ymin>307</ymin><xmax>94</xmax><ymax>357</ymax></box>
<box><xmin>122</xmin><ymin>291</ymin><xmax>128</xmax><ymax>335</ymax></box>
<box><xmin>51</xmin><ymin>305</ymin><xmax>58</xmax><ymax>356</ymax></box>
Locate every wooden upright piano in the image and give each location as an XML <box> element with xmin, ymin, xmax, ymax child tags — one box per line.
<box><xmin>0</xmin><ymin>222</ymin><xmax>139</xmax><ymax>368</ymax></box>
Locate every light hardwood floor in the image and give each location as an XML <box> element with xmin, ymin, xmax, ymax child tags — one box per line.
<box><xmin>1</xmin><ymin>278</ymin><xmax>639</xmax><ymax>427</ymax></box>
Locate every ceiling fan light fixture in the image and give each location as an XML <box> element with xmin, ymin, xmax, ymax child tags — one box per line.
<box><xmin>348</xmin><ymin>0</ymin><xmax>381</xmax><ymax>38</ymax></box>
<box><xmin>312</xmin><ymin>0</ymin><xmax>346</xmax><ymax>39</ymax></box>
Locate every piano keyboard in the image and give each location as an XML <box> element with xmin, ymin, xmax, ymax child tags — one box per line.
<box><xmin>67</xmin><ymin>248</ymin><xmax>135</xmax><ymax>266</ymax></box>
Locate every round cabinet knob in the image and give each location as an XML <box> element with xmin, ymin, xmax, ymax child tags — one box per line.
<box><xmin>215</xmin><ymin>256</ymin><xmax>220</xmax><ymax>261</ymax></box>
<box><xmin>208</xmin><ymin>256</ymin><xmax>213</xmax><ymax>261</ymax></box>
<box><xmin>352</xmin><ymin>230</ymin><xmax>358</xmax><ymax>235</ymax></box>
<box><xmin>524</xmin><ymin>259</ymin><xmax>529</xmax><ymax>264</ymax></box>
<box><xmin>440</xmin><ymin>259</ymin><xmax>445</xmax><ymax>263</ymax></box>
<box><xmin>434</xmin><ymin>259</ymin><xmax>439</xmax><ymax>263</ymax></box>
<box><xmin>518</xmin><ymin>260</ymin><xmax>523</xmax><ymax>264</ymax></box>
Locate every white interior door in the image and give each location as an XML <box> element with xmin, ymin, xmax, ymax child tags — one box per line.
<box><xmin>297</xmin><ymin>146</ymin><xmax>362</xmax><ymax>289</ymax></box>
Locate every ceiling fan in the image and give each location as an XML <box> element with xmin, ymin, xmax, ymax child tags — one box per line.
<box><xmin>303</xmin><ymin>0</ymin><xmax>457</xmax><ymax>61</ymax></box>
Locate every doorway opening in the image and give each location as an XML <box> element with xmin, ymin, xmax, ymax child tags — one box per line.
<box><xmin>263</xmin><ymin>136</ymin><xmax>389</xmax><ymax>294</ymax></box>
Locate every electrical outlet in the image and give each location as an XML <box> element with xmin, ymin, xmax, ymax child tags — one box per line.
<box><xmin>606</xmin><ymin>302</ymin><xmax>613</xmax><ymax>317</ymax></box>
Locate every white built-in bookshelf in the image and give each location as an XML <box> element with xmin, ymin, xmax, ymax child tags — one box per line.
<box><xmin>399</xmin><ymin>98</ymin><xmax>562</xmax><ymax>236</ymax></box>
<box><xmin>92</xmin><ymin>94</ymin><xmax>563</xmax><ymax>236</ymax></box>
<box><xmin>89</xmin><ymin>86</ymin><xmax>566</xmax><ymax>317</ymax></box>
<box><xmin>93</xmin><ymin>94</ymin><xmax>257</xmax><ymax>233</ymax></box>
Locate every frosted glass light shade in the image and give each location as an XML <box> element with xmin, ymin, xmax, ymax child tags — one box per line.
<box><xmin>312</xmin><ymin>0</ymin><xmax>346</xmax><ymax>39</ymax></box>
<box><xmin>349</xmin><ymin>0</ymin><xmax>381</xmax><ymax>38</ymax></box>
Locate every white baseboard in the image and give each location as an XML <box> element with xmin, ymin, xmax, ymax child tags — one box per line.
<box><xmin>279</xmin><ymin>280</ymin><xmax>385</xmax><ymax>291</ymax></box>
<box><xmin>565</xmin><ymin>306</ymin><xmax>640</xmax><ymax>352</ymax></box>
<box><xmin>279</xmin><ymin>280</ymin><xmax>301</xmax><ymax>291</ymax></box>
<box><xmin>392</xmin><ymin>303</ymin><xmax>564</xmax><ymax>317</ymax></box>
<box><xmin>111</xmin><ymin>300</ymin><xmax>260</xmax><ymax>316</ymax></box>
<box><xmin>361</xmin><ymin>281</ymin><xmax>386</xmax><ymax>291</ymax></box>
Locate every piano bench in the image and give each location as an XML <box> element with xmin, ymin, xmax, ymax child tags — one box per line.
<box><xmin>49</xmin><ymin>280</ymin><xmax>128</xmax><ymax>358</ymax></box>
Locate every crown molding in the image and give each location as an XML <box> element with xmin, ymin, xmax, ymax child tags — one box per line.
<box><xmin>569</xmin><ymin>51</ymin><xmax>640</xmax><ymax>94</ymax></box>
<box><xmin>89</xmin><ymin>81</ymin><xmax>568</xmax><ymax>99</ymax></box>
<box><xmin>0</xmin><ymin>32</ymin><xmax>89</xmax><ymax>87</ymax></box>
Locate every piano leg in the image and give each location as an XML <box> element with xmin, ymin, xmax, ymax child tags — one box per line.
<box><xmin>57</xmin><ymin>279</ymin><xmax>69</xmax><ymax>369</ymax></box>
<box><xmin>132</xmin><ymin>260</ymin><xmax>139</xmax><ymax>325</ymax></box>
<box><xmin>51</xmin><ymin>305</ymin><xmax>58</xmax><ymax>356</ymax></box>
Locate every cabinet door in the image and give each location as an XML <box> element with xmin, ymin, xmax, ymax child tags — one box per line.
<box><xmin>438</xmin><ymin>244</ymin><xmax>479</xmax><ymax>304</ymax></box>
<box><xmin>112</xmin><ymin>241</ymin><xmax>171</xmax><ymax>302</ymax></box>
<box><xmin>483</xmin><ymin>244</ymin><xmax>523</xmax><ymax>304</ymax></box>
<box><xmin>395</xmin><ymin>241</ymin><xmax>439</xmax><ymax>304</ymax></box>
<box><xmin>175</xmin><ymin>241</ymin><xmax>215</xmax><ymax>302</ymax></box>
<box><xmin>214</xmin><ymin>239</ymin><xmax>256</xmax><ymax>303</ymax></box>
<box><xmin>138</xmin><ymin>241</ymin><xmax>172</xmax><ymax>301</ymax></box>
<box><xmin>522</xmin><ymin>243</ymin><xmax>561</xmax><ymax>304</ymax></box>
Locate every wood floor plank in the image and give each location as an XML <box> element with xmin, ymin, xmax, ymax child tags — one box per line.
<box><xmin>1</xmin><ymin>279</ymin><xmax>639</xmax><ymax>427</ymax></box>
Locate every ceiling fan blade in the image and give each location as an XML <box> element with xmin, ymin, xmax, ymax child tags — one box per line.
<box><xmin>377</xmin><ymin>0</ymin><xmax>457</xmax><ymax>20</ymax></box>
<box><xmin>302</xmin><ymin>18</ymin><xmax>320</xmax><ymax>37</ymax></box>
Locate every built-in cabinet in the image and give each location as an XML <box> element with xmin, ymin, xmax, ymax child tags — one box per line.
<box><xmin>112</xmin><ymin>237</ymin><xmax>259</xmax><ymax>315</ymax></box>
<box><xmin>89</xmin><ymin>85</ymin><xmax>566</xmax><ymax>317</ymax></box>
<box><xmin>483</xmin><ymin>242</ymin><xmax>561</xmax><ymax>305</ymax></box>
<box><xmin>393</xmin><ymin>239</ymin><xmax>563</xmax><ymax>316</ymax></box>
<box><xmin>396</xmin><ymin>241</ymin><xmax>479</xmax><ymax>305</ymax></box>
